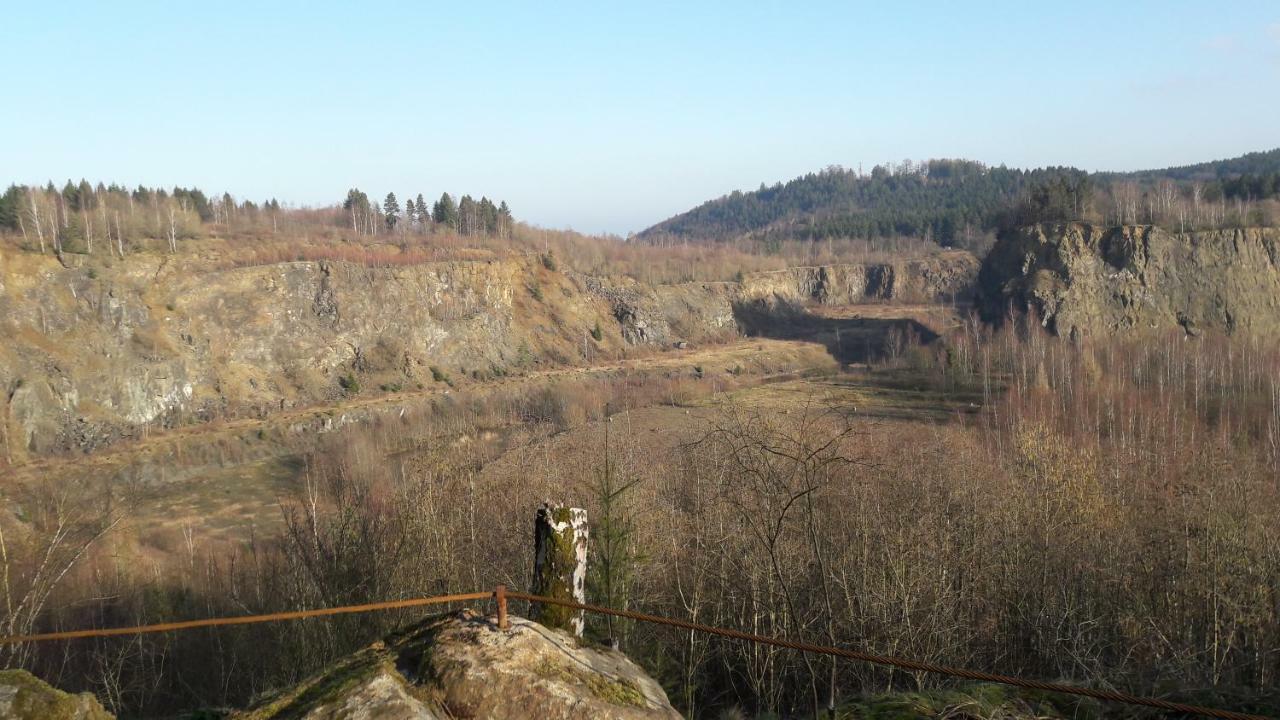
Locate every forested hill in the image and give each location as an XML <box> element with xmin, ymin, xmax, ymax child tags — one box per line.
<box><xmin>637</xmin><ymin>150</ymin><xmax>1280</xmax><ymax>250</ymax></box>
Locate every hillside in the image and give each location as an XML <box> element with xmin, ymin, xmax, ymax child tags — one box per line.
<box><xmin>638</xmin><ymin>150</ymin><xmax>1280</xmax><ymax>249</ymax></box>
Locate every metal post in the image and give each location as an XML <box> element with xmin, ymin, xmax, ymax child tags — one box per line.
<box><xmin>495</xmin><ymin>584</ymin><xmax>509</xmax><ymax>630</ymax></box>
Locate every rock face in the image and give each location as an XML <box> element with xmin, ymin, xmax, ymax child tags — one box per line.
<box><xmin>740</xmin><ymin>251</ymin><xmax>979</xmax><ymax>306</ymax></box>
<box><xmin>978</xmin><ymin>223</ymin><xmax>1280</xmax><ymax>337</ymax></box>
<box><xmin>0</xmin><ymin>248</ymin><xmax>977</xmax><ymax>459</ymax></box>
<box><xmin>0</xmin><ymin>669</ymin><xmax>114</xmax><ymax>720</ymax></box>
<box><xmin>235</xmin><ymin>610</ymin><xmax>682</xmax><ymax>720</ymax></box>
<box><xmin>580</xmin><ymin>252</ymin><xmax>978</xmax><ymax>346</ymax></box>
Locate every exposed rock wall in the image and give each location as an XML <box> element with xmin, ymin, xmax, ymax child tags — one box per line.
<box><xmin>581</xmin><ymin>252</ymin><xmax>979</xmax><ymax>346</ymax></box>
<box><xmin>0</xmin><ymin>253</ymin><xmax>618</xmax><ymax>458</ymax></box>
<box><xmin>740</xmin><ymin>251</ymin><xmax>978</xmax><ymax>306</ymax></box>
<box><xmin>978</xmin><ymin>223</ymin><xmax>1280</xmax><ymax>337</ymax></box>
<box><xmin>0</xmin><ymin>248</ymin><xmax>977</xmax><ymax>459</ymax></box>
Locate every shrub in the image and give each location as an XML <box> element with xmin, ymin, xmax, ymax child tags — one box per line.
<box><xmin>338</xmin><ymin>372</ymin><xmax>360</xmax><ymax>394</ymax></box>
<box><xmin>590</xmin><ymin>321</ymin><xmax>604</xmax><ymax>342</ymax></box>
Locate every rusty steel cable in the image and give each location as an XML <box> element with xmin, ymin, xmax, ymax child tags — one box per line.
<box><xmin>505</xmin><ymin>591</ymin><xmax>1273</xmax><ymax>720</ymax></box>
<box><xmin>0</xmin><ymin>592</ymin><xmax>490</xmax><ymax>644</ymax></box>
<box><xmin>0</xmin><ymin>588</ymin><xmax>1270</xmax><ymax>720</ymax></box>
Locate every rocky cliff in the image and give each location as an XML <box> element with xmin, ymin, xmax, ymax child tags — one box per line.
<box><xmin>581</xmin><ymin>252</ymin><xmax>978</xmax><ymax>347</ymax></box>
<box><xmin>978</xmin><ymin>223</ymin><xmax>1280</xmax><ymax>337</ymax></box>
<box><xmin>0</xmin><ymin>248</ymin><xmax>977</xmax><ymax>460</ymax></box>
<box><xmin>740</xmin><ymin>251</ymin><xmax>978</xmax><ymax>306</ymax></box>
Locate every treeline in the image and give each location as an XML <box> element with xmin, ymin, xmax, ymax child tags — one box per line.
<box><xmin>640</xmin><ymin>160</ymin><xmax>1049</xmax><ymax>250</ymax></box>
<box><xmin>0</xmin><ymin>182</ymin><xmax>214</xmax><ymax>256</ymax></box>
<box><xmin>0</xmin><ymin>181</ymin><xmax>516</xmax><ymax>255</ymax></box>
<box><xmin>1104</xmin><ymin>147</ymin><xmax>1280</xmax><ymax>182</ymax></box>
<box><xmin>341</xmin><ymin>189</ymin><xmax>513</xmax><ymax>238</ymax></box>
<box><xmin>640</xmin><ymin>149</ymin><xmax>1280</xmax><ymax>249</ymax></box>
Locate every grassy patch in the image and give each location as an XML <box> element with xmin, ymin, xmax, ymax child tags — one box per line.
<box><xmin>836</xmin><ymin>683</ymin><xmax>1101</xmax><ymax>720</ymax></box>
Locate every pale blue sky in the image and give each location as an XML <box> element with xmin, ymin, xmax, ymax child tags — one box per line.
<box><xmin>3</xmin><ymin>1</ymin><xmax>1278</xmax><ymax>234</ymax></box>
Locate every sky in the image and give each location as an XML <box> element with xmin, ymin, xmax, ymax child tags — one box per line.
<box><xmin>3</xmin><ymin>1</ymin><xmax>1278</xmax><ymax>235</ymax></box>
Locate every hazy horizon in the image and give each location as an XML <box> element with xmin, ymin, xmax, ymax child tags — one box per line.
<box><xmin>5</xmin><ymin>0</ymin><xmax>1278</xmax><ymax>234</ymax></box>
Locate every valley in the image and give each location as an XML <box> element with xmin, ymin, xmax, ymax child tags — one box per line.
<box><xmin>2</xmin><ymin>291</ymin><xmax>969</xmax><ymax>567</ymax></box>
<box><xmin>4</xmin><ymin>154</ymin><xmax>1280</xmax><ymax>719</ymax></box>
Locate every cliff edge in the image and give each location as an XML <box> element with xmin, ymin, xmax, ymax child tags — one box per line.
<box><xmin>978</xmin><ymin>223</ymin><xmax>1280</xmax><ymax>337</ymax></box>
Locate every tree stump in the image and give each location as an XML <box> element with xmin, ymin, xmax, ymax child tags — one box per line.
<box><xmin>531</xmin><ymin>503</ymin><xmax>588</xmax><ymax>636</ymax></box>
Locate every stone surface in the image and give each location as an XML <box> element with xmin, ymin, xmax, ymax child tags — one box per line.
<box><xmin>0</xmin><ymin>248</ymin><xmax>977</xmax><ymax>460</ymax></box>
<box><xmin>0</xmin><ymin>669</ymin><xmax>114</xmax><ymax>720</ymax></box>
<box><xmin>739</xmin><ymin>251</ymin><xmax>979</xmax><ymax>306</ymax></box>
<box><xmin>978</xmin><ymin>223</ymin><xmax>1280</xmax><ymax>337</ymax></box>
<box><xmin>235</xmin><ymin>610</ymin><xmax>682</xmax><ymax>720</ymax></box>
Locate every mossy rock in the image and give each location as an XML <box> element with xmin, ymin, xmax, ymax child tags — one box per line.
<box><xmin>234</xmin><ymin>611</ymin><xmax>680</xmax><ymax>720</ymax></box>
<box><xmin>0</xmin><ymin>669</ymin><xmax>114</xmax><ymax>720</ymax></box>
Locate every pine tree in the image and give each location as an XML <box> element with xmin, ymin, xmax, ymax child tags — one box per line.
<box><xmin>432</xmin><ymin>192</ymin><xmax>458</xmax><ymax>229</ymax></box>
<box><xmin>0</xmin><ymin>185</ymin><xmax>21</xmax><ymax>231</ymax></box>
<box><xmin>415</xmin><ymin>193</ymin><xmax>428</xmax><ymax>226</ymax></box>
<box><xmin>383</xmin><ymin>192</ymin><xmax>400</xmax><ymax>230</ymax></box>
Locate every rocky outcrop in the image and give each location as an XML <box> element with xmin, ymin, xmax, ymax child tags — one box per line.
<box><xmin>0</xmin><ymin>248</ymin><xmax>977</xmax><ymax>459</ymax></box>
<box><xmin>740</xmin><ymin>251</ymin><xmax>978</xmax><ymax>306</ymax></box>
<box><xmin>0</xmin><ymin>670</ymin><xmax>114</xmax><ymax>720</ymax></box>
<box><xmin>236</xmin><ymin>610</ymin><xmax>681</xmax><ymax>720</ymax></box>
<box><xmin>581</xmin><ymin>252</ymin><xmax>978</xmax><ymax>346</ymax></box>
<box><xmin>579</xmin><ymin>275</ymin><xmax>738</xmax><ymax>346</ymax></box>
<box><xmin>978</xmin><ymin>223</ymin><xmax>1280</xmax><ymax>337</ymax></box>
<box><xmin>0</xmin><ymin>253</ymin><xmax>623</xmax><ymax>459</ymax></box>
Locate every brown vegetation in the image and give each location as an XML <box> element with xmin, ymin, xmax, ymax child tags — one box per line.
<box><xmin>3</xmin><ymin>314</ymin><xmax>1277</xmax><ymax>718</ymax></box>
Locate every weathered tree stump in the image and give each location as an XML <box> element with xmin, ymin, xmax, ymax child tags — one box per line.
<box><xmin>531</xmin><ymin>503</ymin><xmax>588</xmax><ymax>636</ymax></box>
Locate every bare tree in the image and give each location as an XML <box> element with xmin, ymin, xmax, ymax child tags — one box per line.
<box><xmin>0</xmin><ymin>483</ymin><xmax>117</xmax><ymax>668</ymax></box>
<box><xmin>25</xmin><ymin>188</ymin><xmax>45</xmax><ymax>254</ymax></box>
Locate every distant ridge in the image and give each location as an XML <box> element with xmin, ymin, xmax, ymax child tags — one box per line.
<box><xmin>637</xmin><ymin>149</ymin><xmax>1280</xmax><ymax>250</ymax></box>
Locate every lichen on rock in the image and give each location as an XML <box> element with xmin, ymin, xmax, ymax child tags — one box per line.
<box><xmin>235</xmin><ymin>610</ymin><xmax>681</xmax><ymax>720</ymax></box>
<box><xmin>0</xmin><ymin>669</ymin><xmax>114</xmax><ymax>720</ymax></box>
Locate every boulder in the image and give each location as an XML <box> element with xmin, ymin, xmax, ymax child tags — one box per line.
<box><xmin>0</xmin><ymin>669</ymin><xmax>114</xmax><ymax>720</ymax></box>
<box><xmin>235</xmin><ymin>610</ymin><xmax>682</xmax><ymax>720</ymax></box>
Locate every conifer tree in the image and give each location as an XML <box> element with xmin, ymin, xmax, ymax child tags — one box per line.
<box><xmin>432</xmin><ymin>192</ymin><xmax>458</xmax><ymax>230</ymax></box>
<box><xmin>415</xmin><ymin>193</ymin><xmax>428</xmax><ymax>226</ymax></box>
<box><xmin>383</xmin><ymin>192</ymin><xmax>400</xmax><ymax>230</ymax></box>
